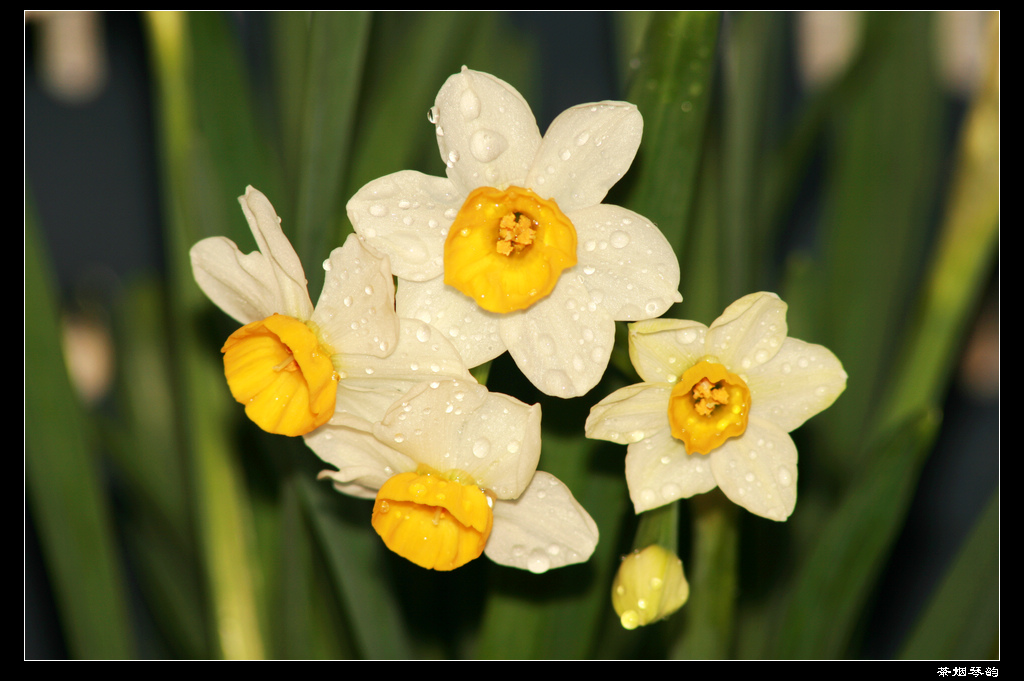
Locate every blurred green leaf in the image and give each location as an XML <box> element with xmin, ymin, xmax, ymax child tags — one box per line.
<box><xmin>298</xmin><ymin>476</ymin><xmax>415</xmax><ymax>659</ymax></box>
<box><xmin>773</xmin><ymin>408</ymin><xmax>941</xmax><ymax>658</ymax></box>
<box><xmin>26</xmin><ymin>198</ymin><xmax>134</xmax><ymax>659</ymax></box>
<box><xmin>146</xmin><ymin>11</ymin><xmax>268</xmax><ymax>658</ymax></box>
<box><xmin>275</xmin><ymin>12</ymin><xmax>371</xmax><ymax>295</ymax></box>
<box><xmin>620</xmin><ymin>11</ymin><xmax>719</xmax><ymax>254</ymax></box>
<box><xmin>900</xmin><ymin>490</ymin><xmax>998</xmax><ymax>660</ymax></box>
<box><xmin>809</xmin><ymin>12</ymin><xmax>946</xmax><ymax>464</ymax></box>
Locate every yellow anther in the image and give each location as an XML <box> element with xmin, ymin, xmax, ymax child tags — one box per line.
<box><xmin>221</xmin><ymin>313</ymin><xmax>338</xmax><ymax>437</ymax></box>
<box><xmin>371</xmin><ymin>466</ymin><xmax>493</xmax><ymax>571</ymax></box>
<box><xmin>668</xmin><ymin>358</ymin><xmax>750</xmax><ymax>455</ymax></box>
<box><xmin>444</xmin><ymin>185</ymin><xmax>577</xmax><ymax>313</ymax></box>
<box><xmin>497</xmin><ymin>212</ymin><xmax>536</xmax><ymax>255</ymax></box>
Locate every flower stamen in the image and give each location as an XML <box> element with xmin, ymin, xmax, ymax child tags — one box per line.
<box><xmin>497</xmin><ymin>212</ymin><xmax>536</xmax><ymax>255</ymax></box>
<box><xmin>668</xmin><ymin>358</ymin><xmax>750</xmax><ymax>455</ymax></box>
<box><xmin>444</xmin><ymin>185</ymin><xmax>577</xmax><ymax>313</ymax></box>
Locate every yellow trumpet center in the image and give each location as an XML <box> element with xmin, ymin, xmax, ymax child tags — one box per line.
<box><xmin>221</xmin><ymin>313</ymin><xmax>338</xmax><ymax>437</ymax></box>
<box><xmin>371</xmin><ymin>465</ymin><xmax>494</xmax><ymax>571</ymax></box>
<box><xmin>668</xmin><ymin>358</ymin><xmax>750</xmax><ymax>455</ymax></box>
<box><xmin>443</xmin><ymin>186</ymin><xmax>577</xmax><ymax>313</ymax></box>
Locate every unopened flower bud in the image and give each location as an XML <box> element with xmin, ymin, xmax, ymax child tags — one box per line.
<box><xmin>611</xmin><ymin>545</ymin><xmax>689</xmax><ymax>629</ymax></box>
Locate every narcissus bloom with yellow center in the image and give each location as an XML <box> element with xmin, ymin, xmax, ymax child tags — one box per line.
<box><xmin>190</xmin><ymin>186</ymin><xmax>472</xmax><ymax>436</ymax></box>
<box><xmin>347</xmin><ymin>67</ymin><xmax>681</xmax><ymax>398</ymax></box>
<box><xmin>310</xmin><ymin>379</ymin><xmax>599</xmax><ymax>572</ymax></box>
<box><xmin>585</xmin><ymin>292</ymin><xmax>847</xmax><ymax>521</ymax></box>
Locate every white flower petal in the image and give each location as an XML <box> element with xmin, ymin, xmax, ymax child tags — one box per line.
<box><xmin>485</xmin><ymin>472</ymin><xmax>599</xmax><ymax>573</ymax></box>
<box><xmin>346</xmin><ymin>170</ymin><xmax>462</xmax><ymax>282</ymax></box>
<box><xmin>312</xmin><ymin>234</ymin><xmax>399</xmax><ymax>357</ymax></box>
<box><xmin>500</xmin><ymin>278</ymin><xmax>616</xmax><ymax>398</ymax></box>
<box><xmin>332</xmin><ymin>319</ymin><xmax>473</xmax><ymax>426</ymax></box>
<box><xmin>707</xmin><ymin>292</ymin><xmax>788</xmax><ymax>371</ymax></box>
<box><xmin>241</xmin><ymin>185</ymin><xmax>314</xmax><ymax>320</ymax></box>
<box><xmin>627</xmin><ymin>318</ymin><xmax>709</xmax><ymax>385</ymax></box>
<box><xmin>373</xmin><ymin>380</ymin><xmax>541</xmax><ymax>499</ymax></box>
<box><xmin>571</xmin><ymin>204</ymin><xmax>682</xmax><ymax>321</ymax></box>
<box><xmin>585</xmin><ymin>383</ymin><xmax>673</xmax><ymax>445</ymax></box>
<box><xmin>190</xmin><ymin>188</ymin><xmax>315</xmax><ymax>324</ymax></box>
<box><xmin>396</xmin><ymin>277</ymin><xmax>505</xmax><ymax>368</ymax></box>
<box><xmin>434</xmin><ymin>67</ymin><xmax>541</xmax><ymax>192</ymax></box>
<box><xmin>527</xmin><ymin>102</ymin><xmax>642</xmax><ymax>213</ymax></box>
<box><xmin>308</xmin><ymin>416</ymin><xmax>417</xmax><ymax>499</ymax></box>
<box><xmin>709</xmin><ymin>418</ymin><xmax>798</xmax><ymax>521</ymax></box>
<box><xmin>747</xmin><ymin>337</ymin><xmax>848</xmax><ymax>433</ymax></box>
<box><xmin>190</xmin><ymin>235</ymin><xmax>281</xmax><ymax>325</ymax></box>
<box><xmin>625</xmin><ymin>428</ymin><xmax>717</xmax><ymax>513</ymax></box>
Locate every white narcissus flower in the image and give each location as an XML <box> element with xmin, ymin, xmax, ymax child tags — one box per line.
<box><xmin>585</xmin><ymin>292</ymin><xmax>847</xmax><ymax>521</ymax></box>
<box><xmin>347</xmin><ymin>67</ymin><xmax>682</xmax><ymax>398</ymax></box>
<box><xmin>190</xmin><ymin>185</ymin><xmax>471</xmax><ymax>437</ymax></box>
<box><xmin>310</xmin><ymin>379</ymin><xmax>599</xmax><ymax>573</ymax></box>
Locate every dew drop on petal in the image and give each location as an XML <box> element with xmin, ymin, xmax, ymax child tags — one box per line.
<box><xmin>472</xmin><ymin>438</ymin><xmax>491</xmax><ymax>458</ymax></box>
<box><xmin>460</xmin><ymin>89</ymin><xmax>481</xmax><ymax>120</ymax></box>
<box><xmin>470</xmin><ymin>129</ymin><xmax>508</xmax><ymax>162</ymax></box>
<box><xmin>777</xmin><ymin>467</ymin><xmax>793</xmax><ymax>486</ymax></box>
<box><xmin>527</xmin><ymin>549</ymin><xmax>551</xmax><ymax>574</ymax></box>
<box><xmin>322</xmin><ymin>259</ymin><xmax>332</xmax><ymax>272</ymax></box>
<box><xmin>610</xmin><ymin>231</ymin><xmax>630</xmax><ymax>248</ymax></box>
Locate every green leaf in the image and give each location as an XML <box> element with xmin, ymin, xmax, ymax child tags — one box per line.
<box><xmin>772</xmin><ymin>409</ymin><xmax>941</xmax><ymax>658</ymax></box>
<box><xmin>620</xmin><ymin>11</ymin><xmax>719</xmax><ymax>253</ymax></box>
<box><xmin>900</xmin><ymin>490</ymin><xmax>998</xmax><ymax>660</ymax></box>
<box><xmin>298</xmin><ymin>476</ymin><xmax>414</xmax><ymax>659</ymax></box>
<box><xmin>26</xmin><ymin>197</ymin><xmax>134</xmax><ymax>659</ymax></box>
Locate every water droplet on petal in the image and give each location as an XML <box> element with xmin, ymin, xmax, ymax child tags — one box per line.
<box><xmin>472</xmin><ymin>438</ymin><xmax>491</xmax><ymax>458</ymax></box>
<box><xmin>610</xmin><ymin>231</ymin><xmax>630</xmax><ymax>248</ymax></box>
<box><xmin>527</xmin><ymin>549</ymin><xmax>551</xmax><ymax>574</ymax></box>
<box><xmin>469</xmin><ymin>129</ymin><xmax>508</xmax><ymax>162</ymax></box>
<box><xmin>460</xmin><ymin>88</ymin><xmax>480</xmax><ymax>119</ymax></box>
<box><xmin>322</xmin><ymin>259</ymin><xmax>332</xmax><ymax>271</ymax></box>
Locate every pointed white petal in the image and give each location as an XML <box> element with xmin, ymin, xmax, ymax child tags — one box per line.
<box><xmin>500</xmin><ymin>277</ymin><xmax>616</xmax><ymax>398</ymax></box>
<box><xmin>627</xmin><ymin>318</ymin><xmax>709</xmax><ymax>385</ymax></box>
<box><xmin>396</xmin><ymin>277</ymin><xmax>505</xmax><ymax>368</ymax></box>
<box><xmin>570</xmin><ymin>203</ymin><xmax>682</xmax><ymax>321</ymax></box>
<box><xmin>485</xmin><ymin>472</ymin><xmax>599</xmax><ymax>573</ymax></box>
<box><xmin>312</xmin><ymin>234</ymin><xmax>399</xmax><ymax>357</ymax></box>
<box><xmin>527</xmin><ymin>102</ymin><xmax>642</xmax><ymax>213</ymax></box>
<box><xmin>625</xmin><ymin>428</ymin><xmax>717</xmax><ymax>513</ymax></box>
<box><xmin>708</xmin><ymin>418</ymin><xmax>798</xmax><ymax>521</ymax></box>
<box><xmin>306</xmin><ymin>415</ymin><xmax>417</xmax><ymax>499</ymax></box>
<box><xmin>333</xmin><ymin>319</ymin><xmax>473</xmax><ymax>425</ymax></box>
<box><xmin>434</xmin><ymin>67</ymin><xmax>541</xmax><ymax>192</ymax></box>
<box><xmin>585</xmin><ymin>382</ymin><xmax>673</xmax><ymax>445</ymax></box>
<box><xmin>238</xmin><ymin>186</ymin><xmax>314</xmax><ymax>320</ymax></box>
<box><xmin>373</xmin><ymin>380</ymin><xmax>541</xmax><ymax>500</ymax></box>
<box><xmin>346</xmin><ymin>170</ymin><xmax>462</xmax><ymax>282</ymax></box>
<box><xmin>747</xmin><ymin>337</ymin><xmax>848</xmax><ymax>433</ymax></box>
<box><xmin>190</xmin><ymin>235</ymin><xmax>281</xmax><ymax>325</ymax></box>
<box><xmin>706</xmin><ymin>292</ymin><xmax>788</xmax><ymax>371</ymax></box>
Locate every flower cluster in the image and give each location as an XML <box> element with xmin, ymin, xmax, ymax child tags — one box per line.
<box><xmin>190</xmin><ymin>67</ymin><xmax>845</xmax><ymax>597</ymax></box>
